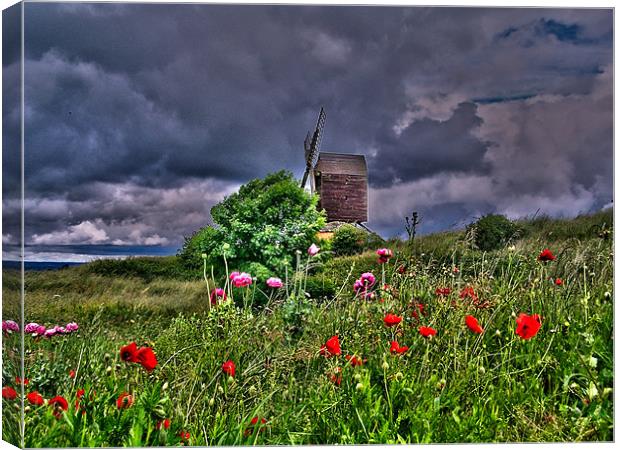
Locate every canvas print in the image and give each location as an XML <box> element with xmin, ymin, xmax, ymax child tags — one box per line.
<box><xmin>1</xmin><ymin>2</ymin><xmax>614</xmax><ymax>447</ymax></box>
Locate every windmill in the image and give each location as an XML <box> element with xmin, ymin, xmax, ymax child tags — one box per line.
<box><xmin>300</xmin><ymin>107</ymin><xmax>326</xmax><ymax>189</ymax></box>
<box><xmin>301</xmin><ymin>108</ymin><xmax>369</xmax><ymax>226</ymax></box>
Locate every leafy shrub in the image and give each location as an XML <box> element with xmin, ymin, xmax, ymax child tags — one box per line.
<box><xmin>179</xmin><ymin>171</ymin><xmax>326</xmax><ymax>277</ymax></box>
<box><xmin>177</xmin><ymin>226</ymin><xmax>223</xmax><ymax>276</ymax></box>
<box><xmin>331</xmin><ymin>224</ymin><xmax>366</xmax><ymax>256</ymax></box>
<box><xmin>468</xmin><ymin>214</ymin><xmax>518</xmax><ymax>251</ymax></box>
<box><xmin>304</xmin><ymin>274</ymin><xmax>337</xmax><ymax>300</ymax></box>
<box><xmin>331</xmin><ymin>225</ymin><xmax>385</xmax><ymax>256</ymax></box>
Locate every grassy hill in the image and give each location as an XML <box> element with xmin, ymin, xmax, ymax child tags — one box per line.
<box><xmin>2</xmin><ymin>209</ymin><xmax>613</xmax><ymax>445</ymax></box>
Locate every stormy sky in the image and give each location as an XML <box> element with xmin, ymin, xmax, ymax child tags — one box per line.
<box><xmin>2</xmin><ymin>3</ymin><xmax>613</xmax><ymax>260</ymax></box>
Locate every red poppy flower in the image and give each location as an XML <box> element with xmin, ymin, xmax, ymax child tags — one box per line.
<box><xmin>397</xmin><ymin>265</ymin><xmax>406</xmax><ymax>274</ymax></box>
<box><xmin>69</xmin><ymin>369</ymin><xmax>76</xmax><ymax>379</ymax></box>
<box><xmin>515</xmin><ymin>313</ymin><xmax>542</xmax><ymax>340</ymax></box>
<box><xmin>419</xmin><ymin>326</ymin><xmax>437</xmax><ymax>338</ymax></box>
<box><xmin>319</xmin><ymin>335</ymin><xmax>341</xmax><ymax>357</ymax></box>
<box><xmin>2</xmin><ymin>386</ymin><xmax>17</xmax><ymax>400</ymax></box>
<box><xmin>120</xmin><ymin>342</ymin><xmax>139</xmax><ymax>363</ymax></box>
<box><xmin>329</xmin><ymin>367</ymin><xmax>342</xmax><ymax>386</ymax></box>
<box><xmin>345</xmin><ymin>354</ymin><xmax>366</xmax><ymax>366</ymax></box>
<box><xmin>465</xmin><ymin>315</ymin><xmax>484</xmax><ymax>334</ymax></box>
<box><xmin>179</xmin><ymin>431</ymin><xmax>190</xmax><ymax>442</ymax></box>
<box><xmin>16</xmin><ymin>376</ymin><xmax>29</xmax><ymax>386</ymax></box>
<box><xmin>252</xmin><ymin>416</ymin><xmax>267</xmax><ymax>425</ymax></box>
<box><xmin>26</xmin><ymin>391</ymin><xmax>44</xmax><ymax>406</ymax></box>
<box><xmin>459</xmin><ymin>286</ymin><xmax>478</xmax><ymax>303</ymax></box>
<box><xmin>383</xmin><ymin>313</ymin><xmax>402</xmax><ymax>327</ymax></box>
<box><xmin>222</xmin><ymin>360</ymin><xmax>236</xmax><ymax>377</ymax></box>
<box><xmin>538</xmin><ymin>249</ymin><xmax>556</xmax><ymax>262</ymax></box>
<box><xmin>389</xmin><ymin>340</ymin><xmax>409</xmax><ymax>355</ymax></box>
<box><xmin>555</xmin><ymin>278</ymin><xmax>563</xmax><ymax>286</ymax></box>
<box><xmin>411</xmin><ymin>302</ymin><xmax>426</xmax><ymax>320</ymax></box>
<box><xmin>435</xmin><ymin>287</ymin><xmax>451</xmax><ymax>296</ymax></box>
<box><xmin>73</xmin><ymin>388</ymin><xmax>85</xmax><ymax>410</ymax></box>
<box><xmin>136</xmin><ymin>347</ymin><xmax>158</xmax><ymax>372</ymax></box>
<box><xmin>117</xmin><ymin>392</ymin><xmax>134</xmax><ymax>409</ymax></box>
<box><xmin>244</xmin><ymin>416</ymin><xmax>268</xmax><ymax>436</ymax></box>
<box><xmin>49</xmin><ymin>396</ymin><xmax>69</xmax><ymax>418</ymax></box>
<box><xmin>156</xmin><ymin>418</ymin><xmax>171</xmax><ymax>430</ymax></box>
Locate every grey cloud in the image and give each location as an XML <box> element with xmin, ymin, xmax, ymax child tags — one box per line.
<box><xmin>2</xmin><ymin>4</ymin><xmax>612</xmax><ymax>245</ymax></box>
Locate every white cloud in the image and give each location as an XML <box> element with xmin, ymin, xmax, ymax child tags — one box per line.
<box><xmin>31</xmin><ymin>220</ymin><xmax>109</xmax><ymax>245</ymax></box>
<box><xmin>394</xmin><ymin>92</ymin><xmax>468</xmax><ymax>135</ymax></box>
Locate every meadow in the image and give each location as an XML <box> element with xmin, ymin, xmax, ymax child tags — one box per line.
<box><xmin>1</xmin><ymin>210</ymin><xmax>614</xmax><ymax>446</ymax></box>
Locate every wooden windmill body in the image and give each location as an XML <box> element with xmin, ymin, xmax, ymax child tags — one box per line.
<box><xmin>301</xmin><ymin>108</ymin><xmax>369</xmax><ymax>227</ymax></box>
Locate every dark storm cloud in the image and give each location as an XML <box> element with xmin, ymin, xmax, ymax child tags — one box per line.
<box><xmin>368</xmin><ymin>102</ymin><xmax>491</xmax><ymax>187</ymax></box>
<box><xmin>2</xmin><ymin>4</ymin><xmax>613</xmax><ymax>247</ymax></box>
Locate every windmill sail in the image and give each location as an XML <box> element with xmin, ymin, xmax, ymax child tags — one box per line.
<box><xmin>301</xmin><ymin>107</ymin><xmax>326</xmax><ymax>189</ymax></box>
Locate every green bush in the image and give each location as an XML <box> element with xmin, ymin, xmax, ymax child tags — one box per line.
<box><xmin>304</xmin><ymin>274</ymin><xmax>337</xmax><ymax>300</ymax></box>
<box><xmin>331</xmin><ymin>225</ymin><xmax>385</xmax><ymax>256</ymax></box>
<box><xmin>179</xmin><ymin>171</ymin><xmax>326</xmax><ymax>278</ymax></box>
<box><xmin>331</xmin><ymin>224</ymin><xmax>365</xmax><ymax>256</ymax></box>
<box><xmin>468</xmin><ymin>214</ymin><xmax>518</xmax><ymax>251</ymax></box>
<box><xmin>177</xmin><ymin>226</ymin><xmax>223</xmax><ymax>276</ymax></box>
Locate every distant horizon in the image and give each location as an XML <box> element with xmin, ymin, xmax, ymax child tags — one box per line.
<box><xmin>2</xmin><ymin>205</ymin><xmax>612</xmax><ymax>263</ymax></box>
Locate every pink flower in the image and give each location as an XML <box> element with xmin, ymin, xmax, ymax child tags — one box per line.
<box><xmin>359</xmin><ymin>272</ymin><xmax>376</xmax><ymax>287</ymax></box>
<box><xmin>44</xmin><ymin>328</ymin><xmax>57</xmax><ymax>338</ymax></box>
<box><xmin>308</xmin><ymin>243</ymin><xmax>320</xmax><ymax>256</ymax></box>
<box><xmin>35</xmin><ymin>325</ymin><xmax>46</xmax><ymax>336</ymax></box>
<box><xmin>376</xmin><ymin>248</ymin><xmax>393</xmax><ymax>264</ymax></box>
<box><xmin>65</xmin><ymin>322</ymin><xmax>79</xmax><ymax>332</ymax></box>
<box><xmin>210</xmin><ymin>288</ymin><xmax>227</xmax><ymax>305</ymax></box>
<box><xmin>353</xmin><ymin>279</ymin><xmax>364</xmax><ymax>293</ymax></box>
<box><xmin>266</xmin><ymin>277</ymin><xmax>283</xmax><ymax>288</ymax></box>
<box><xmin>2</xmin><ymin>320</ymin><xmax>19</xmax><ymax>333</ymax></box>
<box><xmin>25</xmin><ymin>323</ymin><xmax>40</xmax><ymax>334</ymax></box>
<box><xmin>229</xmin><ymin>271</ymin><xmax>240</xmax><ymax>280</ymax></box>
<box><xmin>232</xmin><ymin>272</ymin><xmax>253</xmax><ymax>288</ymax></box>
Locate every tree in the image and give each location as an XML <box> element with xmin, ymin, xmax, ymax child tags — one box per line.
<box><xmin>180</xmin><ymin>171</ymin><xmax>326</xmax><ymax>278</ymax></box>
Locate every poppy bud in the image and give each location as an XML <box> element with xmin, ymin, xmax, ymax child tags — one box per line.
<box><xmin>218</xmin><ymin>386</ymin><xmax>224</xmax><ymax>394</ymax></box>
<box><xmin>162</xmin><ymin>382</ymin><xmax>169</xmax><ymax>391</ymax></box>
<box><xmin>355</xmin><ymin>383</ymin><xmax>364</xmax><ymax>391</ymax></box>
<box><xmin>106</xmin><ymin>366</ymin><xmax>112</xmax><ymax>374</ymax></box>
<box><xmin>248</xmin><ymin>386</ymin><xmax>257</xmax><ymax>395</ymax></box>
<box><xmin>201</xmin><ymin>253</ymin><xmax>207</xmax><ymax>259</ymax></box>
<box><xmin>495</xmin><ymin>329</ymin><xmax>501</xmax><ymax>336</ymax></box>
<box><xmin>222</xmin><ymin>243</ymin><xmax>230</xmax><ymax>250</ymax></box>
<box><xmin>381</xmin><ymin>361</ymin><xmax>389</xmax><ymax>370</ymax></box>
<box><xmin>227</xmin><ymin>376</ymin><xmax>234</xmax><ymax>384</ymax></box>
<box><xmin>24</xmin><ymin>406</ymin><xmax>31</xmax><ymax>413</ymax></box>
<box><xmin>354</xmin><ymin>373</ymin><xmax>362</xmax><ymax>381</ymax></box>
<box><xmin>478</xmin><ymin>366</ymin><xmax>486</xmax><ymax>374</ymax></box>
<box><xmin>208</xmin><ymin>398</ymin><xmax>215</xmax><ymax>406</ymax></box>
<box><xmin>104</xmin><ymin>353</ymin><xmax>111</xmax><ymax>360</ymax></box>
<box><xmin>511</xmin><ymin>311</ymin><xmax>516</xmax><ymax>318</ymax></box>
<box><xmin>395</xmin><ymin>372</ymin><xmax>403</xmax><ymax>380</ymax></box>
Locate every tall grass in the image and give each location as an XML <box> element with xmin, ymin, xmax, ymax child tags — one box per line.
<box><xmin>1</xmin><ymin>211</ymin><xmax>613</xmax><ymax>445</ymax></box>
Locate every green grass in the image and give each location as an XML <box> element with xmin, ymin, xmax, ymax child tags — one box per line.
<box><xmin>1</xmin><ymin>210</ymin><xmax>613</xmax><ymax>446</ymax></box>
